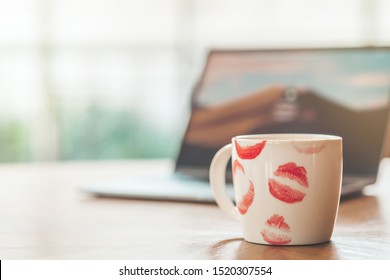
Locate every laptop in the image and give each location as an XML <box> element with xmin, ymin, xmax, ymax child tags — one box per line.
<box><xmin>82</xmin><ymin>47</ymin><xmax>390</xmax><ymax>202</ymax></box>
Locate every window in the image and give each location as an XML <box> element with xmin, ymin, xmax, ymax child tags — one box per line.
<box><xmin>0</xmin><ymin>0</ymin><xmax>388</xmax><ymax>162</ymax></box>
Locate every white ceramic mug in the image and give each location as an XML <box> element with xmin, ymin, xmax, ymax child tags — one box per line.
<box><xmin>209</xmin><ymin>134</ymin><xmax>343</xmax><ymax>245</ymax></box>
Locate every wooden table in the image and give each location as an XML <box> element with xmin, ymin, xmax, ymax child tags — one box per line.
<box><xmin>1</xmin><ymin>159</ymin><xmax>389</xmax><ymax>259</ymax></box>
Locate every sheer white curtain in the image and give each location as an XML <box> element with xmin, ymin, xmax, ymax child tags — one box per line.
<box><xmin>0</xmin><ymin>0</ymin><xmax>388</xmax><ymax>161</ymax></box>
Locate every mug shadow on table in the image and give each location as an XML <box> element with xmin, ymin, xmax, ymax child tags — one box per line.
<box><xmin>208</xmin><ymin>193</ymin><xmax>390</xmax><ymax>260</ymax></box>
<box><xmin>209</xmin><ymin>238</ymin><xmax>340</xmax><ymax>260</ymax></box>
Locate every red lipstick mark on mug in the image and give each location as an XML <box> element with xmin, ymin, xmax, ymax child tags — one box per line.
<box><xmin>235</xmin><ymin>140</ymin><xmax>266</xmax><ymax>160</ymax></box>
<box><xmin>232</xmin><ymin>159</ymin><xmax>245</xmax><ymax>177</ymax></box>
<box><xmin>268</xmin><ymin>179</ymin><xmax>306</xmax><ymax>204</ymax></box>
<box><xmin>261</xmin><ymin>214</ymin><xmax>292</xmax><ymax>245</ymax></box>
<box><xmin>293</xmin><ymin>142</ymin><xmax>325</xmax><ymax>155</ymax></box>
<box><xmin>237</xmin><ymin>181</ymin><xmax>255</xmax><ymax>215</ymax></box>
<box><xmin>274</xmin><ymin>162</ymin><xmax>308</xmax><ymax>188</ymax></box>
<box><xmin>268</xmin><ymin>162</ymin><xmax>308</xmax><ymax>203</ymax></box>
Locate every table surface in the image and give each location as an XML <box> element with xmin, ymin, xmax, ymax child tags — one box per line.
<box><xmin>1</xmin><ymin>159</ymin><xmax>390</xmax><ymax>260</ymax></box>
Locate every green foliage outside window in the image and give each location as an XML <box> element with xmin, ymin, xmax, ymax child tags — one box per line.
<box><xmin>0</xmin><ymin>102</ymin><xmax>180</xmax><ymax>162</ymax></box>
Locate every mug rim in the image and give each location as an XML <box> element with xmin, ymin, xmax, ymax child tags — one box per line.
<box><xmin>233</xmin><ymin>133</ymin><xmax>342</xmax><ymax>142</ymax></box>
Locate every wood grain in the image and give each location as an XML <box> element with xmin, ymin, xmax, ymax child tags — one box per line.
<box><xmin>0</xmin><ymin>159</ymin><xmax>389</xmax><ymax>259</ymax></box>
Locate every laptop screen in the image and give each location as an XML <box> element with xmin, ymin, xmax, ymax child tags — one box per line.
<box><xmin>176</xmin><ymin>48</ymin><xmax>390</xmax><ymax>179</ymax></box>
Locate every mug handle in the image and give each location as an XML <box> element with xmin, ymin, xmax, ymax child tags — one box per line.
<box><xmin>209</xmin><ymin>144</ymin><xmax>240</xmax><ymax>222</ymax></box>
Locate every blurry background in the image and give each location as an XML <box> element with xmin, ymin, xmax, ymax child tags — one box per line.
<box><xmin>0</xmin><ymin>0</ymin><xmax>389</xmax><ymax>162</ymax></box>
